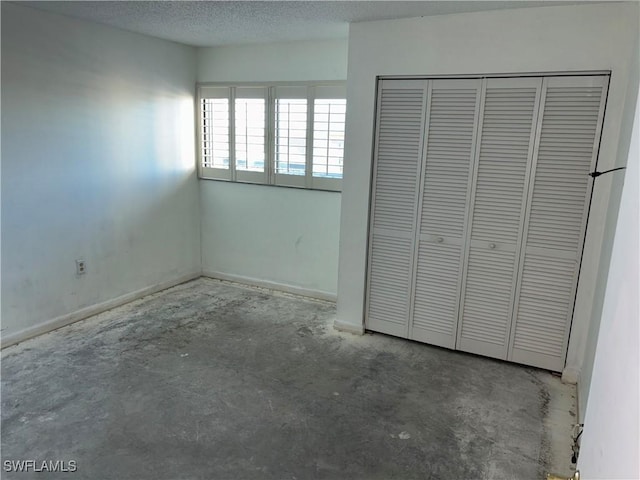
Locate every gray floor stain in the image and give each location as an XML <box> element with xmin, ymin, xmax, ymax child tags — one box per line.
<box><xmin>1</xmin><ymin>278</ymin><xmax>574</xmax><ymax>479</ymax></box>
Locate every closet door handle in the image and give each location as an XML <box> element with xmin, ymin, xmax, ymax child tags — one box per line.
<box><xmin>437</xmin><ymin>237</ymin><xmax>444</xmax><ymax>243</ymax></box>
<box><xmin>489</xmin><ymin>243</ymin><xmax>496</xmax><ymax>249</ymax></box>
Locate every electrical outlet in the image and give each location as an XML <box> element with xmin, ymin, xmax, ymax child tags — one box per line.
<box><xmin>76</xmin><ymin>259</ymin><xmax>86</xmax><ymax>275</ymax></box>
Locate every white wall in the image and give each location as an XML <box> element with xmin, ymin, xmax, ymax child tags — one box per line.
<box><xmin>577</xmin><ymin>27</ymin><xmax>640</xmax><ymax>416</ymax></box>
<box><xmin>336</xmin><ymin>2</ymin><xmax>639</xmax><ymax>390</ymax></box>
<box><xmin>1</xmin><ymin>4</ymin><xmax>201</xmax><ymax>343</ymax></box>
<box><xmin>578</xmin><ymin>85</ymin><xmax>639</xmax><ymax>480</ymax></box>
<box><xmin>197</xmin><ymin>40</ymin><xmax>348</xmax><ymax>298</ymax></box>
<box><xmin>197</xmin><ymin>39</ymin><xmax>348</xmax><ymax>83</ymax></box>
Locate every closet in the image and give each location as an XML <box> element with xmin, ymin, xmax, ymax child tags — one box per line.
<box><xmin>366</xmin><ymin>74</ymin><xmax>608</xmax><ymax>372</ymax></box>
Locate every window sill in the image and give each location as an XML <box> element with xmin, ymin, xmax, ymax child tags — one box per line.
<box><xmin>198</xmin><ymin>175</ymin><xmax>342</xmax><ymax>193</ymax></box>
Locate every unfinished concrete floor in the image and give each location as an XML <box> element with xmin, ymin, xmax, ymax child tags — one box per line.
<box><xmin>1</xmin><ymin>278</ymin><xmax>577</xmax><ymax>479</ymax></box>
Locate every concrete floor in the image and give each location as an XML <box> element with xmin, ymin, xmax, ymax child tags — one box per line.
<box><xmin>1</xmin><ymin>278</ymin><xmax>577</xmax><ymax>479</ymax></box>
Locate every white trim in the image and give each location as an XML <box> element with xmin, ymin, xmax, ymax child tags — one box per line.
<box><xmin>201</xmin><ymin>166</ymin><xmax>231</xmax><ymax>180</ymax></box>
<box><xmin>310</xmin><ymin>177</ymin><xmax>341</xmax><ymax>192</ymax></box>
<box><xmin>380</xmin><ymin>70</ymin><xmax>611</xmax><ymax>81</ymax></box>
<box><xmin>1</xmin><ymin>272</ymin><xmax>339</xmax><ymax>350</ymax></box>
<box><xmin>334</xmin><ymin>319</ymin><xmax>365</xmax><ymax>335</ymax></box>
<box><xmin>562</xmin><ymin>366</ymin><xmax>580</xmax><ymax>385</ymax></box>
<box><xmin>197</xmin><ymin>80</ymin><xmax>346</xmax><ymax>89</ymax></box>
<box><xmin>0</xmin><ymin>272</ymin><xmax>201</xmax><ymax>349</ymax></box>
<box><xmin>202</xmin><ymin>270</ymin><xmax>337</xmax><ymax>302</ymax></box>
<box><xmin>274</xmin><ymin>173</ymin><xmax>307</xmax><ymax>188</ymax></box>
<box><xmin>305</xmin><ymin>86</ymin><xmax>316</xmax><ymax>188</ymax></box>
<box><xmin>314</xmin><ymin>84</ymin><xmax>347</xmax><ymax>99</ymax></box>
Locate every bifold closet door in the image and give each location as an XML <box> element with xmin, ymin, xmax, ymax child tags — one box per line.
<box><xmin>366</xmin><ymin>74</ymin><xmax>608</xmax><ymax>373</ymax></box>
<box><xmin>366</xmin><ymin>80</ymin><xmax>427</xmax><ymax>338</ymax></box>
<box><xmin>410</xmin><ymin>79</ymin><xmax>481</xmax><ymax>348</ymax></box>
<box><xmin>457</xmin><ymin>77</ymin><xmax>543</xmax><ymax>359</ymax></box>
<box><xmin>509</xmin><ymin>76</ymin><xmax>608</xmax><ymax>371</ymax></box>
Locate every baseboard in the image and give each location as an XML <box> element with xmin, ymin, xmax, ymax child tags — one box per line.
<box><xmin>2</xmin><ymin>271</ymin><xmax>336</xmax><ymax>349</ymax></box>
<box><xmin>333</xmin><ymin>319</ymin><xmax>365</xmax><ymax>335</ymax></box>
<box><xmin>202</xmin><ymin>270</ymin><xmax>337</xmax><ymax>302</ymax></box>
<box><xmin>563</xmin><ymin>366</ymin><xmax>583</xmax><ymax>422</ymax></box>
<box><xmin>0</xmin><ymin>272</ymin><xmax>201</xmax><ymax>349</ymax></box>
<box><xmin>562</xmin><ymin>366</ymin><xmax>580</xmax><ymax>385</ymax></box>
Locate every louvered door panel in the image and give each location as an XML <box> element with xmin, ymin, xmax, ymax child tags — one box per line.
<box><xmin>411</xmin><ymin>79</ymin><xmax>481</xmax><ymax>348</ymax></box>
<box><xmin>366</xmin><ymin>80</ymin><xmax>427</xmax><ymax>338</ymax></box>
<box><xmin>512</xmin><ymin>255</ymin><xmax>577</xmax><ymax>360</ymax></box>
<box><xmin>461</xmin><ymin>247</ymin><xmax>517</xmax><ymax>345</ymax></box>
<box><xmin>368</xmin><ymin>234</ymin><xmax>414</xmax><ymax>335</ymax></box>
<box><xmin>510</xmin><ymin>76</ymin><xmax>608</xmax><ymax>371</ymax></box>
<box><xmin>458</xmin><ymin>77</ymin><xmax>542</xmax><ymax>359</ymax></box>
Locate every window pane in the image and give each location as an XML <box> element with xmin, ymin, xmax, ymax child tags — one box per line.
<box><xmin>276</xmin><ymin>98</ymin><xmax>307</xmax><ymax>176</ymax></box>
<box><xmin>235</xmin><ymin>98</ymin><xmax>265</xmax><ymax>172</ymax></box>
<box><xmin>201</xmin><ymin>98</ymin><xmax>229</xmax><ymax>169</ymax></box>
<box><xmin>312</xmin><ymin>99</ymin><xmax>346</xmax><ymax>178</ymax></box>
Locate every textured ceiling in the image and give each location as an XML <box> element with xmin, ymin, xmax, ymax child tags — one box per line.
<box><xmin>22</xmin><ymin>1</ymin><xmax>586</xmax><ymax>47</ymax></box>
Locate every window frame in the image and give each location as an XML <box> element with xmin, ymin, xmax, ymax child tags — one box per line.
<box><xmin>196</xmin><ymin>81</ymin><xmax>346</xmax><ymax>192</ymax></box>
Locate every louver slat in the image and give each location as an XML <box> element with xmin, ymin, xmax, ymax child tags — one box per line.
<box><xmin>367</xmin><ymin>81</ymin><xmax>426</xmax><ymax>338</ymax></box>
<box><xmin>510</xmin><ymin>77</ymin><xmax>607</xmax><ymax>371</ymax></box>
<box><xmin>412</xmin><ymin>80</ymin><xmax>480</xmax><ymax>348</ymax></box>
<box><xmin>458</xmin><ymin>78</ymin><xmax>541</xmax><ymax>360</ymax></box>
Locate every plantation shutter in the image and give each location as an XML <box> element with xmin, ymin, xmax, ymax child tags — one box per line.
<box><xmin>199</xmin><ymin>86</ymin><xmax>232</xmax><ymax>180</ymax></box>
<box><xmin>312</xmin><ymin>85</ymin><xmax>347</xmax><ymax>191</ymax></box>
<box><xmin>366</xmin><ymin>80</ymin><xmax>427</xmax><ymax>338</ymax></box>
<box><xmin>509</xmin><ymin>76</ymin><xmax>609</xmax><ymax>371</ymax></box>
<box><xmin>273</xmin><ymin>86</ymin><xmax>309</xmax><ymax>188</ymax></box>
<box><xmin>410</xmin><ymin>79</ymin><xmax>482</xmax><ymax>348</ymax></box>
<box><xmin>457</xmin><ymin>77</ymin><xmax>543</xmax><ymax>359</ymax></box>
<box><xmin>234</xmin><ymin>87</ymin><xmax>268</xmax><ymax>184</ymax></box>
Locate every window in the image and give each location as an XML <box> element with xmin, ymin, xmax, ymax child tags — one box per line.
<box><xmin>235</xmin><ymin>98</ymin><xmax>265</xmax><ymax>172</ymax></box>
<box><xmin>197</xmin><ymin>83</ymin><xmax>346</xmax><ymax>191</ymax></box>
<box><xmin>276</xmin><ymin>99</ymin><xmax>307</xmax><ymax>176</ymax></box>
<box><xmin>234</xmin><ymin>88</ymin><xmax>266</xmax><ymax>183</ymax></box>
<box><xmin>313</xmin><ymin>98</ymin><xmax>346</xmax><ymax>179</ymax></box>
<box><xmin>200</xmin><ymin>88</ymin><xmax>231</xmax><ymax>180</ymax></box>
<box><xmin>201</xmin><ymin>98</ymin><xmax>229</xmax><ymax>169</ymax></box>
